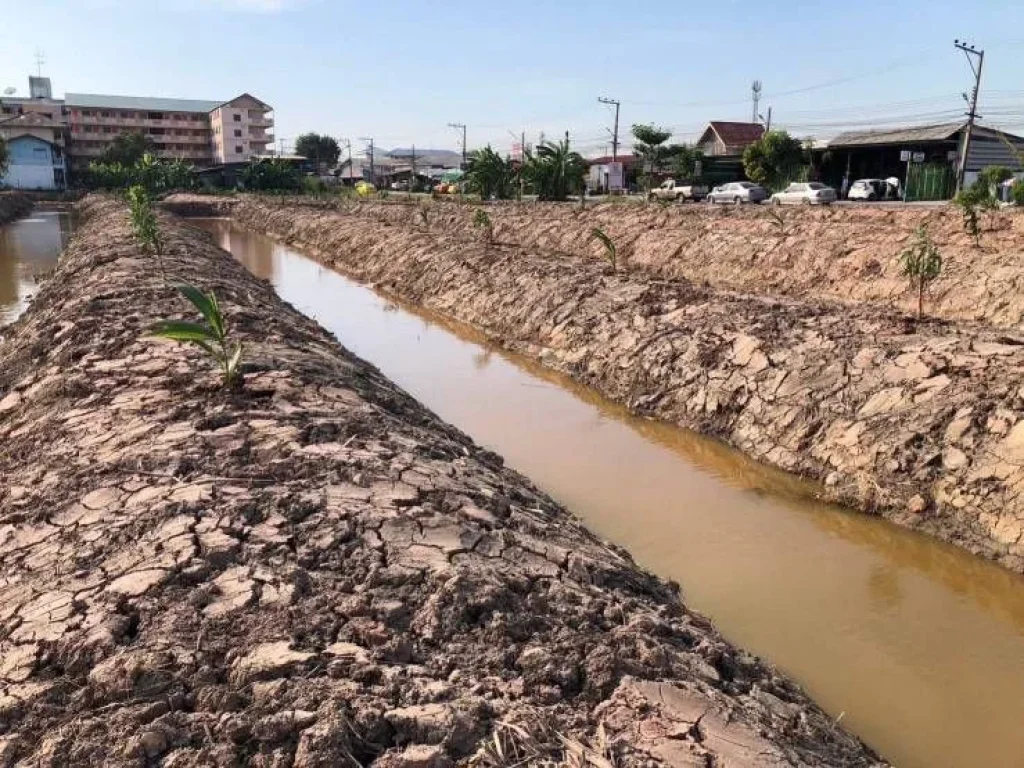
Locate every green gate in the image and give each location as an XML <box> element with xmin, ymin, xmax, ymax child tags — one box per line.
<box><xmin>905</xmin><ymin>163</ymin><xmax>955</xmax><ymax>201</ymax></box>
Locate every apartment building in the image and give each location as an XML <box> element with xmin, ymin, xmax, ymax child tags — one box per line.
<box><xmin>65</xmin><ymin>93</ymin><xmax>274</xmax><ymax>169</ymax></box>
<box><xmin>0</xmin><ymin>78</ymin><xmax>274</xmax><ymax>171</ymax></box>
<box><xmin>209</xmin><ymin>94</ymin><xmax>275</xmax><ymax>164</ymax></box>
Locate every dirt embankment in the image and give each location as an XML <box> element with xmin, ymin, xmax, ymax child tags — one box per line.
<box><xmin>0</xmin><ymin>192</ymin><xmax>32</xmax><ymax>226</ymax></box>
<box><xmin>221</xmin><ymin>197</ymin><xmax>1024</xmax><ymax>573</ymax></box>
<box><xmin>0</xmin><ymin>198</ymin><xmax>884</xmax><ymax>767</ymax></box>
<box><xmin>177</xmin><ymin>195</ymin><xmax>1024</xmax><ymax>327</ymax></box>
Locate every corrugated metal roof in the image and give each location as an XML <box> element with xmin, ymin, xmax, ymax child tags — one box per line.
<box><xmin>65</xmin><ymin>93</ymin><xmax>223</xmax><ymax>113</ymax></box>
<box><xmin>828</xmin><ymin>122</ymin><xmax>965</xmax><ymax>147</ymax></box>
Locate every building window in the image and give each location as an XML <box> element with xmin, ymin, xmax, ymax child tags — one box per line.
<box><xmin>235</xmin><ymin>145</ymin><xmax>243</xmax><ymax>154</ymax></box>
<box><xmin>100</xmin><ymin>111</ymin><xmax>111</xmax><ymax>118</ymax></box>
<box><xmin>234</xmin><ymin>129</ymin><xmax>242</xmax><ymax>137</ymax></box>
<box><xmin>232</xmin><ymin>114</ymin><xmax>242</xmax><ymax>123</ymax></box>
<box><xmin>148</xmin><ymin>112</ymin><xmax>163</xmax><ymax>120</ymax></box>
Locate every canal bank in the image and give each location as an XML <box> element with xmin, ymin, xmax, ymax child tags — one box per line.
<box><xmin>0</xmin><ymin>192</ymin><xmax>32</xmax><ymax>227</ymax></box>
<box><xmin>0</xmin><ymin>198</ymin><xmax>885</xmax><ymax>766</ymax></box>
<box><xmin>192</xmin><ymin>217</ymin><xmax>1024</xmax><ymax>768</ymax></box>
<box><xmin>184</xmin><ymin>196</ymin><xmax>1024</xmax><ymax>574</ymax></box>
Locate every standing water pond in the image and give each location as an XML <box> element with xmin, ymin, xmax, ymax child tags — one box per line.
<box><xmin>3</xmin><ymin>212</ymin><xmax>1023</xmax><ymax>767</ymax></box>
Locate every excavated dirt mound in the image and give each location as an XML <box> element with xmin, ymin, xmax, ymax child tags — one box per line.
<box><xmin>0</xmin><ymin>198</ymin><xmax>886</xmax><ymax>766</ymax></box>
<box><xmin>0</xmin><ymin>193</ymin><xmax>32</xmax><ymax>226</ymax></box>
<box><xmin>216</xmin><ymin>197</ymin><xmax>1024</xmax><ymax>574</ymax></box>
<box><xmin>164</xmin><ymin>194</ymin><xmax>1024</xmax><ymax>328</ymax></box>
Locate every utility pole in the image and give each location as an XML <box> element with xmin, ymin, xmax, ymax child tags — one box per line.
<box><xmin>448</xmin><ymin>122</ymin><xmax>467</xmax><ymax>168</ymax></box>
<box><xmin>410</xmin><ymin>144</ymin><xmax>418</xmax><ymax>190</ymax></box>
<box><xmin>954</xmin><ymin>39</ymin><xmax>985</xmax><ymax>196</ymax></box>
<box><xmin>758</xmin><ymin>107</ymin><xmax>772</xmax><ymax>133</ymax></box>
<box><xmin>359</xmin><ymin>137</ymin><xmax>375</xmax><ymax>185</ymax></box>
<box><xmin>597</xmin><ymin>96</ymin><xmax>621</xmax><ymax>160</ymax></box>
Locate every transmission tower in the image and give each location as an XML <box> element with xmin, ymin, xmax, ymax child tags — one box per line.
<box><xmin>751</xmin><ymin>80</ymin><xmax>762</xmax><ymax>124</ymax></box>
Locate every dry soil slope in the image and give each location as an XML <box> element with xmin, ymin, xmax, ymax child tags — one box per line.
<box><xmin>227</xmin><ymin>197</ymin><xmax>1023</xmax><ymax>328</ymax></box>
<box><xmin>227</xmin><ymin>198</ymin><xmax>1024</xmax><ymax>574</ymax></box>
<box><xmin>0</xmin><ymin>198</ymin><xmax>885</xmax><ymax>767</ymax></box>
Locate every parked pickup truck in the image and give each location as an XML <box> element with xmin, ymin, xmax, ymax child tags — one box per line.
<box><xmin>648</xmin><ymin>179</ymin><xmax>708</xmax><ymax>202</ymax></box>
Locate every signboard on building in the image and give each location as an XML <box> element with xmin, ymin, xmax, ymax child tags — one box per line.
<box><xmin>606</xmin><ymin>161</ymin><xmax>624</xmax><ymax>192</ymax></box>
<box><xmin>912</xmin><ymin>152</ymin><xmax>926</xmax><ymax>163</ymax></box>
<box><xmin>900</xmin><ymin>150</ymin><xmax>911</xmax><ymax>162</ymax></box>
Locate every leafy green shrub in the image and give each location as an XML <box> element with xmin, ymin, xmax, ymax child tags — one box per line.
<box><xmin>1012</xmin><ymin>179</ymin><xmax>1024</xmax><ymax>206</ymax></box>
<box><xmin>953</xmin><ymin>185</ymin><xmax>996</xmax><ymax>246</ymax></box>
<box><xmin>241</xmin><ymin>158</ymin><xmax>301</xmax><ymax>192</ymax></box>
<box><xmin>85</xmin><ymin>154</ymin><xmax>196</xmax><ymax>193</ymax></box>
<box><xmin>899</xmin><ymin>225</ymin><xmax>942</xmax><ymax>318</ymax></box>
<box><xmin>590</xmin><ymin>227</ymin><xmax>617</xmax><ymax>272</ymax></box>
<box><xmin>150</xmin><ymin>284</ymin><xmax>243</xmax><ymax>388</ymax></box>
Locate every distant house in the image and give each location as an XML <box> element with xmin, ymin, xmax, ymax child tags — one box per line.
<box><xmin>696</xmin><ymin>122</ymin><xmax>765</xmax><ymax>157</ymax></box>
<box><xmin>0</xmin><ymin>112</ymin><xmax>67</xmax><ymax>190</ymax></box>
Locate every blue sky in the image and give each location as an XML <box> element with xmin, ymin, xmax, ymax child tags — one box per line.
<box><xmin>1</xmin><ymin>0</ymin><xmax>1023</xmax><ymax>157</ymax></box>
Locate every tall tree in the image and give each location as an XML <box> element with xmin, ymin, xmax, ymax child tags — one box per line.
<box><xmin>295</xmin><ymin>133</ymin><xmax>341</xmax><ymax>171</ymax></box>
<box><xmin>667</xmin><ymin>143</ymin><xmax>703</xmax><ymax>180</ymax></box>
<box><xmin>742</xmin><ymin>130</ymin><xmax>804</xmax><ymax>190</ymax></box>
<box><xmin>99</xmin><ymin>132</ymin><xmax>152</xmax><ymax>166</ymax></box>
<box><xmin>0</xmin><ymin>136</ymin><xmax>8</xmax><ymax>176</ymax></box>
<box><xmin>465</xmin><ymin>146</ymin><xmax>516</xmax><ymax>200</ymax></box>
<box><xmin>522</xmin><ymin>139</ymin><xmax>587</xmax><ymax>201</ymax></box>
<box><xmin>631</xmin><ymin>123</ymin><xmax>676</xmax><ymax>194</ymax></box>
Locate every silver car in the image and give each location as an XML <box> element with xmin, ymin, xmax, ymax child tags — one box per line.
<box><xmin>770</xmin><ymin>182</ymin><xmax>837</xmax><ymax>206</ymax></box>
<box><xmin>707</xmin><ymin>181</ymin><xmax>769</xmax><ymax>205</ymax></box>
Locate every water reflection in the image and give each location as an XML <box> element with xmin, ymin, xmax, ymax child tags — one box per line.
<box><xmin>0</xmin><ymin>212</ymin><xmax>72</xmax><ymax>325</ymax></box>
<box><xmin>192</xmin><ymin>218</ymin><xmax>1024</xmax><ymax>768</ymax></box>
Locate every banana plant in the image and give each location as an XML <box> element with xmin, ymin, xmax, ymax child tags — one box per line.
<box><xmin>150</xmin><ymin>284</ymin><xmax>243</xmax><ymax>387</ymax></box>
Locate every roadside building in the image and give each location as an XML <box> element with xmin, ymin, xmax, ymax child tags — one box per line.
<box><xmin>824</xmin><ymin>122</ymin><xmax>1024</xmax><ymax>200</ymax></box>
<box><xmin>0</xmin><ymin>112</ymin><xmax>68</xmax><ymax>190</ymax></box>
<box><xmin>696</xmin><ymin>122</ymin><xmax>765</xmax><ymax>157</ymax></box>
<box><xmin>586</xmin><ymin>154</ymin><xmax>639</xmax><ymax>193</ymax></box>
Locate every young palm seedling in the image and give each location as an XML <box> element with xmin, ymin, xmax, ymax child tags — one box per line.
<box><xmin>590</xmin><ymin>227</ymin><xmax>617</xmax><ymax>273</ymax></box>
<box><xmin>899</xmin><ymin>225</ymin><xmax>943</xmax><ymax>318</ymax></box>
<box><xmin>767</xmin><ymin>207</ymin><xmax>786</xmax><ymax>236</ymax></box>
<box><xmin>150</xmin><ymin>284</ymin><xmax>244</xmax><ymax>388</ymax></box>
<box><xmin>127</xmin><ymin>185</ymin><xmax>167</xmax><ymax>280</ymax></box>
<box><xmin>473</xmin><ymin>208</ymin><xmax>494</xmax><ymax>245</ymax></box>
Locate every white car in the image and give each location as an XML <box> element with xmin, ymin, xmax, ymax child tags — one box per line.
<box><xmin>706</xmin><ymin>182</ymin><xmax>769</xmax><ymax>205</ymax></box>
<box><xmin>848</xmin><ymin>178</ymin><xmax>899</xmax><ymax>201</ymax></box>
<box><xmin>770</xmin><ymin>182</ymin><xmax>836</xmax><ymax>206</ymax></box>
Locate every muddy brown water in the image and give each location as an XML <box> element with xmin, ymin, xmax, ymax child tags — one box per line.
<box><xmin>0</xmin><ymin>211</ymin><xmax>73</xmax><ymax>325</ymax></box>
<box><xmin>3</xmin><ymin>213</ymin><xmax>1023</xmax><ymax>767</ymax></box>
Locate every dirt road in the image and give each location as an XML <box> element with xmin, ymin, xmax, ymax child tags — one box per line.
<box><xmin>0</xmin><ymin>198</ymin><xmax>885</xmax><ymax>765</ymax></box>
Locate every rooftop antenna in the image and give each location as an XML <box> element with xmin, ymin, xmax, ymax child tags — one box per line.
<box><xmin>34</xmin><ymin>49</ymin><xmax>45</xmax><ymax>78</ymax></box>
<box><xmin>751</xmin><ymin>80</ymin><xmax>762</xmax><ymax>124</ymax></box>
